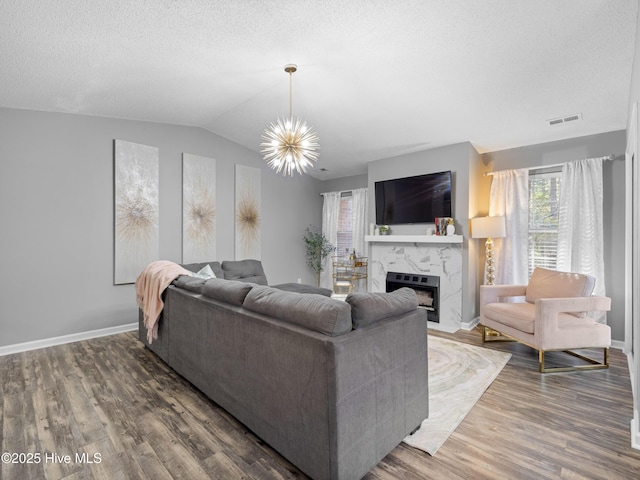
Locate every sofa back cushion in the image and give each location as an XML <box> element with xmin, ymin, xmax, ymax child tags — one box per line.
<box><xmin>202</xmin><ymin>278</ymin><xmax>255</xmax><ymax>306</ymax></box>
<box><xmin>172</xmin><ymin>275</ymin><xmax>207</xmax><ymax>293</ymax></box>
<box><xmin>243</xmin><ymin>286</ymin><xmax>352</xmax><ymax>336</ymax></box>
<box><xmin>526</xmin><ymin>268</ymin><xmax>595</xmax><ymax>317</ymax></box>
<box><xmin>222</xmin><ymin>259</ymin><xmax>268</xmax><ymax>285</ymax></box>
<box><xmin>346</xmin><ymin>287</ymin><xmax>418</xmax><ymax>329</ymax></box>
<box><xmin>181</xmin><ymin>261</ymin><xmax>224</xmax><ymax>279</ymax></box>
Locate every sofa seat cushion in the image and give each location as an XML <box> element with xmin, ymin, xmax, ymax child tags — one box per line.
<box><xmin>482</xmin><ymin>302</ymin><xmax>536</xmax><ymax>334</ymax></box>
<box><xmin>271</xmin><ymin>282</ymin><xmax>332</xmax><ymax>297</ymax></box>
<box><xmin>222</xmin><ymin>259</ymin><xmax>268</xmax><ymax>285</ymax></box>
<box><xmin>243</xmin><ymin>285</ymin><xmax>352</xmax><ymax>336</ymax></box>
<box><xmin>482</xmin><ymin>301</ymin><xmax>595</xmax><ymax>334</ymax></box>
<box><xmin>202</xmin><ymin>278</ymin><xmax>255</xmax><ymax>306</ymax></box>
<box><xmin>346</xmin><ymin>287</ymin><xmax>418</xmax><ymax>329</ymax></box>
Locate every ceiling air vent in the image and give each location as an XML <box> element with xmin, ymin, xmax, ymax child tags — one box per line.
<box><xmin>547</xmin><ymin>113</ymin><xmax>582</xmax><ymax>127</ymax></box>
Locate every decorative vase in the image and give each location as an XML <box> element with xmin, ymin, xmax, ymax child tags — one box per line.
<box><xmin>446</xmin><ymin>224</ymin><xmax>455</xmax><ymax>236</ymax></box>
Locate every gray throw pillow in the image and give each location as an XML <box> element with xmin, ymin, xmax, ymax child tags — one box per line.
<box><xmin>346</xmin><ymin>287</ymin><xmax>418</xmax><ymax>329</ymax></box>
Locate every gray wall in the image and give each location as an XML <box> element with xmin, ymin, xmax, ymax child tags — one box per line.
<box><xmin>0</xmin><ymin>107</ymin><xmax>323</xmax><ymax>347</ymax></box>
<box><xmin>367</xmin><ymin>142</ymin><xmax>482</xmax><ymax>324</ymax></box>
<box><xmin>482</xmin><ymin>130</ymin><xmax>626</xmax><ymax>341</ymax></box>
<box><xmin>321</xmin><ymin>173</ymin><xmax>368</xmax><ymax>193</ymax></box>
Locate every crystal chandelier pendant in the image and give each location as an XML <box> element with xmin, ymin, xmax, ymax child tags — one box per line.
<box><xmin>261</xmin><ymin>65</ymin><xmax>320</xmax><ymax>176</ymax></box>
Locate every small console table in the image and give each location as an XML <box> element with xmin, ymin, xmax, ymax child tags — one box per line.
<box><xmin>332</xmin><ymin>256</ymin><xmax>368</xmax><ymax>294</ymax></box>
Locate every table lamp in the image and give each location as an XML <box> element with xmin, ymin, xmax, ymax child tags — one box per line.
<box><xmin>471</xmin><ymin>216</ymin><xmax>506</xmax><ymax>285</ymax></box>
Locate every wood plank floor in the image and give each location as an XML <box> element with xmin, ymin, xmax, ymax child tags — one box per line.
<box><xmin>2</xmin><ymin>327</ymin><xmax>640</xmax><ymax>480</ymax></box>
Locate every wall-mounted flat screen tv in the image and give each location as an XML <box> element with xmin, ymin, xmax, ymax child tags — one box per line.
<box><xmin>375</xmin><ymin>171</ymin><xmax>452</xmax><ymax>224</ymax></box>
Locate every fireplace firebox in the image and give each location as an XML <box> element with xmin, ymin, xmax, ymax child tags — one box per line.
<box><xmin>385</xmin><ymin>272</ymin><xmax>440</xmax><ymax>322</ymax></box>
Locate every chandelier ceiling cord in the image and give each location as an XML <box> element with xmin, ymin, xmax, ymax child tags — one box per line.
<box><xmin>261</xmin><ymin>64</ymin><xmax>320</xmax><ymax>177</ymax></box>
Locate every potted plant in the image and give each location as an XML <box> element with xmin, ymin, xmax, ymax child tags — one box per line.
<box><xmin>303</xmin><ymin>225</ymin><xmax>336</xmax><ymax>287</ymax></box>
<box><xmin>378</xmin><ymin>225</ymin><xmax>391</xmax><ymax>235</ymax></box>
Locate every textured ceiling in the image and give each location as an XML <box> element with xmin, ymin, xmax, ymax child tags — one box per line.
<box><xmin>0</xmin><ymin>0</ymin><xmax>637</xmax><ymax>179</ymax></box>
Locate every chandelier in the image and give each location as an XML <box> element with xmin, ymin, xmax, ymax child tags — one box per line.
<box><xmin>261</xmin><ymin>64</ymin><xmax>319</xmax><ymax>176</ymax></box>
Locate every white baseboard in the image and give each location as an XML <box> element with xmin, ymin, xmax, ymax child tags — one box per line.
<box><xmin>461</xmin><ymin>316</ymin><xmax>480</xmax><ymax>331</ymax></box>
<box><xmin>611</xmin><ymin>339</ymin><xmax>625</xmax><ymax>350</ymax></box>
<box><xmin>427</xmin><ymin>317</ymin><xmax>479</xmax><ymax>333</ymax></box>
<box><xmin>0</xmin><ymin>323</ymin><xmax>138</xmax><ymax>357</ymax></box>
<box><xmin>427</xmin><ymin>321</ymin><xmax>459</xmax><ymax>333</ymax></box>
<box><xmin>631</xmin><ymin>412</ymin><xmax>640</xmax><ymax>450</ymax></box>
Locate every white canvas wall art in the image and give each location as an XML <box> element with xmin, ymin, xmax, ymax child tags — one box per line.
<box><xmin>183</xmin><ymin>153</ymin><xmax>217</xmax><ymax>263</ymax></box>
<box><xmin>235</xmin><ymin>165</ymin><xmax>261</xmax><ymax>260</ymax></box>
<box><xmin>114</xmin><ymin>140</ymin><xmax>159</xmax><ymax>285</ymax></box>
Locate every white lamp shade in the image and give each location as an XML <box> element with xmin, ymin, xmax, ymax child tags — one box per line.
<box><xmin>471</xmin><ymin>216</ymin><xmax>506</xmax><ymax>239</ymax></box>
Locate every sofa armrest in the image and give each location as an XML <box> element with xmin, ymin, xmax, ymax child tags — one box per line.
<box><xmin>536</xmin><ymin>296</ymin><xmax>611</xmax><ymax>319</ymax></box>
<box><xmin>327</xmin><ymin>308</ymin><xmax>429</xmax><ymax>479</ymax></box>
<box><xmin>535</xmin><ymin>296</ymin><xmax>611</xmax><ymax>350</ymax></box>
<box><xmin>480</xmin><ymin>284</ymin><xmax>527</xmax><ymax>305</ymax></box>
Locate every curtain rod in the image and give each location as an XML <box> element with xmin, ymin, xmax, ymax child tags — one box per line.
<box><xmin>484</xmin><ymin>154</ymin><xmax>616</xmax><ymax>176</ymax></box>
<box><xmin>320</xmin><ymin>189</ymin><xmax>353</xmax><ymax>197</ymax></box>
<box><xmin>321</xmin><ymin>187</ymin><xmax>368</xmax><ymax>196</ymax></box>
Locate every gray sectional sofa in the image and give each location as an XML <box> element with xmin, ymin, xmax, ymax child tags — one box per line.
<box><xmin>138</xmin><ymin>259</ymin><xmax>429</xmax><ymax>480</ymax></box>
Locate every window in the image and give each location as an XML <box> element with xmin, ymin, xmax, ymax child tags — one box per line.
<box><xmin>336</xmin><ymin>193</ymin><xmax>353</xmax><ymax>257</ymax></box>
<box><xmin>528</xmin><ymin>171</ymin><xmax>561</xmax><ymax>276</ymax></box>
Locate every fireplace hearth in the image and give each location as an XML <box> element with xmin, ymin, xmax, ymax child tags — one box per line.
<box><xmin>386</xmin><ymin>272</ymin><xmax>440</xmax><ymax>322</ymax></box>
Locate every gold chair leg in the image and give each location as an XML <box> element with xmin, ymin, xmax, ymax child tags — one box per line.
<box><xmin>539</xmin><ymin>348</ymin><xmax>609</xmax><ymax>373</ymax></box>
<box><xmin>481</xmin><ymin>326</ymin><xmax>515</xmax><ymax>343</ymax></box>
<box><xmin>481</xmin><ymin>326</ymin><xmax>609</xmax><ymax>373</ymax></box>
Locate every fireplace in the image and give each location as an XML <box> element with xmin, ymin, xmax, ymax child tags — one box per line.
<box><xmin>386</xmin><ymin>272</ymin><xmax>440</xmax><ymax>322</ymax></box>
<box><xmin>367</xmin><ymin>237</ymin><xmax>462</xmax><ymax>331</ymax></box>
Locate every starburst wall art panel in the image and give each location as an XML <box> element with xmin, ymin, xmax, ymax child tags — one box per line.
<box><xmin>235</xmin><ymin>165</ymin><xmax>261</xmax><ymax>260</ymax></box>
<box><xmin>183</xmin><ymin>153</ymin><xmax>217</xmax><ymax>263</ymax></box>
<box><xmin>113</xmin><ymin>140</ymin><xmax>159</xmax><ymax>285</ymax></box>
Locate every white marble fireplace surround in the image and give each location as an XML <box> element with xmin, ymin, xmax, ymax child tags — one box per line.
<box><xmin>365</xmin><ymin>235</ymin><xmax>463</xmax><ymax>333</ymax></box>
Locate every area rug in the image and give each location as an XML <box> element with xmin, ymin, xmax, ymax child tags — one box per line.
<box><xmin>403</xmin><ymin>336</ymin><xmax>511</xmax><ymax>455</ymax></box>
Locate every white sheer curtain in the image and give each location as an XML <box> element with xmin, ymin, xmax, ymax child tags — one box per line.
<box><xmin>320</xmin><ymin>191</ymin><xmax>340</xmax><ymax>289</ymax></box>
<box><xmin>557</xmin><ymin>157</ymin><xmax>606</xmax><ymax>321</ymax></box>
<box><xmin>351</xmin><ymin>188</ymin><xmax>368</xmax><ymax>258</ymax></box>
<box><xmin>489</xmin><ymin>169</ymin><xmax>529</xmax><ymax>285</ymax></box>
<box><xmin>320</xmin><ymin>188</ymin><xmax>368</xmax><ymax>290</ymax></box>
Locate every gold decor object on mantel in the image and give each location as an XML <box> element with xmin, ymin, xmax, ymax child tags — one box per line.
<box><xmin>261</xmin><ymin>64</ymin><xmax>320</xmax><ymax>177</ymax></box>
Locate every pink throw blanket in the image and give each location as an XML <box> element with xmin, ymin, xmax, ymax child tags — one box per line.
<box><xmin>136</xmin><ymin>260</ymin><xmax>191</xmax><ymax>343</ymax></box>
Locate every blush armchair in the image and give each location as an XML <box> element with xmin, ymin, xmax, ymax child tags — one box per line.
<box><xmin>480</xmin><ymin>267</ymin><xmax>611</xmax><ymax>373</ymax></box>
